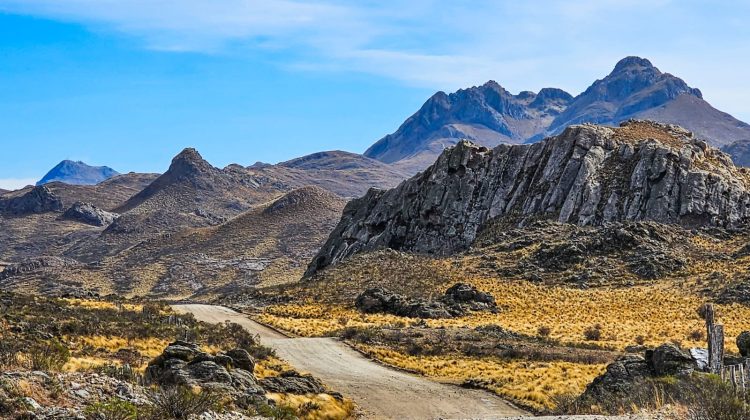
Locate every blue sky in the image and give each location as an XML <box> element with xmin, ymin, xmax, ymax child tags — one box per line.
<box><xmin>1</xmin><ymin>0</ymin><xmax>749</xmax><ymax>189</ymax></box>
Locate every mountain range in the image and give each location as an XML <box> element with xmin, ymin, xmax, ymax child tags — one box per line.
<box><xmin>365</xmin><ymin>56</ymin><xmax>750</xmax><ymax>172</ymax></box>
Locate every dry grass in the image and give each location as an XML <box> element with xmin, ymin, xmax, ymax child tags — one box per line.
<box><xmin>267</xmin><ymin>393</ymin><xmax>355</xmax><ymax>420</ymax></box>
<box><xmin>353</xmin><ymin>344</ymin><xmax>603</xmax><ymax>411</ymax></box>
<box><xmin>254</xmin><ymin>356</ymin><xmax>294</xmax><ymax>379</ymax></box>
<box><xmin>260</xmin><ymin>278</ymin><xmax>750</xmax><ymax>351</ymax></box>
<box><xmin>62</xmin><ymin>298</ymin><xmax>143</xmax><ymax>312</ymax></box>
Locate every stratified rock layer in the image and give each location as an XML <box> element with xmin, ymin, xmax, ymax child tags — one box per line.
<box><xmin>308</xmin><ymin>120</ymin><xmax>750</xmax><ymax>275</ymax></box>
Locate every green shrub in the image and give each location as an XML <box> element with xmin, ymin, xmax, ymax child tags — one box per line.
<box><xmin>150</xmin><ymin>386</ymin><xmax>224</xmax><ymax>419</ymax></box>
<box><xmin>85</xmin><ymin>398</ymin><xmax>139</xmax><ymax>420</ymax></box>
<box><xmin>29</xmin><ymin>339</ymin><xmax>70</xmax><ymax>371</ymax></box>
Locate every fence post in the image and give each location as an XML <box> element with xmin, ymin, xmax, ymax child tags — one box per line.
<box><xmin>706</xmin><ymin>304</ymin><xmax>725</xmax><ymax>375</ymax></box>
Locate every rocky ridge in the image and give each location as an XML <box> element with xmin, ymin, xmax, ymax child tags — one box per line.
<box><xmin>364</xmin><ymin>56</ymin><xmax>750</xmax><ymax>172</ymax></box>
<box><xmin>308</xmin><ymin>120</ymin><xmax>750</xmax><ymax>275</ymax></box>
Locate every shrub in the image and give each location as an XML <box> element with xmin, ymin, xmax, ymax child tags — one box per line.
<box><xmin>688</xmin><ymin>329</ymin><xmax>705</xmax><ymax>342</ymax></box>
<box><xmin>339</xmin><ymin>326</ymin><xmax>379</xmax><ymax>344</ymax></box>
<box><xmin>537</xmin><ymin>326</ymin><xmax>552</xmax><ymax>337</ymax></box>
<box><xmin>684</xmin><ymin>375</ymin><xmax>750</xmax><ymax>420</ymax></box>
<box><xmin>583</xmin><ymin>325</ymin><xmax>602</xmax><ymax>341</ymax></box>
<box><xmin>253</xmin><ymin>402</ymin><xmax>297</xmax><ymax>420</ymax></box>
<box><xmin>150</xmin><ymin>387</ymin><xmax>223</xmax><ymax>419</ymax></box>
<box><xmin>0</xmin><ymin>341</ymin><xmax>21</xmax><ymax>369</ymax></box>
<box><xmin>634</xmin><ymin>335</ymin><xmax>646</xmax><ymax>345</ymax></box>
<box><xmin>29</xmin><ymin>339</ymin><xmax>70</xmax><ymax>371</ymax></box>
<box><xmin>85</xmin><ymin>398</ymin><xmax>139</xmax><ymax>420</ymax></box>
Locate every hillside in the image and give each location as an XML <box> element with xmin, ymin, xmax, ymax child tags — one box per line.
<box><xmin>37</xmin><ymin>160</ymin><xmax>119</xmax><ymax>185</ymax></box>
<box><xmin>1</xmin><ymin>186</ymin><xmax>347</xmax><ymax>299</ymax></box>
<box><xmin>311</xmin><ymin>120</ymin><xmax>750</xmax><ymax>274</ymax></box>
<box><xmin>365</xmin><ymin>56</ymin><xmax>750</xmax><ymax>172</ymax></box>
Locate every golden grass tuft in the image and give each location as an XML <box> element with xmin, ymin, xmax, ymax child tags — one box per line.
<box><xmin>353</xmin><ymin>344</ymin><xmax>603</xmax><ymax>411</ymax></box>
<box><xmin>267</xmin><ymin>393</ymin><xmax>355</xmax><ymax>420</ymax></box>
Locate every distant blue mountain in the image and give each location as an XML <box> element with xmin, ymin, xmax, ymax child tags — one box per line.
<box><xmin>37</xmin><ymin>160</ymin><xmax>119</xmax><ymax>186</ymax></box>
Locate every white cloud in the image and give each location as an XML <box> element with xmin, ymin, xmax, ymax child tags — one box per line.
<box><xmin>0</xmin><ymin>178</ymin><xmax>37</xmax><ymax>191</ymax></box>
<box><xmin>1</xmin><ymin>0</ymin><xmax>749</xmax><ymax>120</ymax></box>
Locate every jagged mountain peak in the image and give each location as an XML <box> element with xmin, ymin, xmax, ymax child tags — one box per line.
<box><xmin>167</xmin><ymin>148</ymin><xmax>217</xmax><ymax>178</ymax></box>
<box><xmin>364</xmin><ymin>56</ymin><xmax>749</xmax><ymax>172</ymax></box>
<box><xmin>37</xmin><ymin>160</ymin><xmax>119</xmax><ymax>186</ymax></box>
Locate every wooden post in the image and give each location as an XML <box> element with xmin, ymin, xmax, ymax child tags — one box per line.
<box><xmin>705</xmin><ymin>304</ymin><xmax>725</xmax><ymax>375</ymax></box>
<box><xmin>710</xmin><ymin>324</ymin><xmax>725</xmax><ymax>375</ymax></box>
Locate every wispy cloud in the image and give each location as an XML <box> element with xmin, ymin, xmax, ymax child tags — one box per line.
<box><xmin>0</xmin><ymin>178</ymin><xmax>37</xmax><ymax>191</ymax></box>
<box><xmin>2</xmin><ymin>0</ymin><xmax>749</xmax><ymax>115</ymax></box>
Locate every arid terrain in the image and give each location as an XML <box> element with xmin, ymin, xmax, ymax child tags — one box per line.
<box><xmin>4</xmin><ymin>55</ymin><xmax>750</xmax><ymax>419</ymax></box>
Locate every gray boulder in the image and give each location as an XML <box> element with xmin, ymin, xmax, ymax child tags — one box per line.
<box><xmin>259</xmin><ymin>371</ymin><xmax>327</xmax><ymax>395</ymax></box>
<box><xmin>145</xmin><ymin>341</ymin><xmax>264</xmax><ymax>399</ymax></box>
<box><xmin>647</xmin><ymin>343</ymin><xmax>694</xmax><ymax>376</ymax></box>
<box><xmin>737</xmin><ymin>331</ymin><xmax>750</xmax><ymax>357</ymax></box>
<box><xmin>62</xmin><ymin>202</ymin><xmax>117</xmax><ymax>226</ymax></box>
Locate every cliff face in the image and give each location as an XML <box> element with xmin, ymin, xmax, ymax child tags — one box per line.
<box><xmin>307</xmin><ymin>120</ymin><xmax>750</xmax><ymax>275</ymax></box>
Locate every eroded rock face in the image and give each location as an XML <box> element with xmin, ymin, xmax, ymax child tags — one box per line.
<box><xmin>308</xmin><ymin>121</ymin><xmax>750</xmax><ymax>275</ymax></box>
<box><xmin>0</xmin><ymin>186</ymin><xmax>64</xmax><ymax>215</ymax></box>
<box><xmin>62</xmin><ymin>202</ymin><xmax>117</xmax><ymax>226</ymax></box>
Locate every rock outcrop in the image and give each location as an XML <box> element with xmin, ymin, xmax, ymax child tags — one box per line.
<box><xmin>0</xmin><ymin>185</ymin><xmax>64</xmax><ymax>215</ymax></box>
<box><xmin>354</xmin><ymin>283</ymin><xmax>497</xmax><ymax>318</ymax></box>
<box><xmin>61</xmin><ymin>202</ymin><xmax>118</xmax><ymax>226</ymax></box>
<box><xmin>581</xmin><ymin>344</ymin><xmax>696</xmax><ymax>402</ymax></box>
<box><xmin>308</xmin><ymin>120</ymin><xmax>750</xmax><ymax>275</ymax></box>
<box><xmin>145</xmin><ymin>341</ymin><xmax>264</xmax><ymax>402</ymax></box>
<box><xmin>259</xmin><ymin>371</ymin><xmax>328</xmax><ymax>395</ymax></box>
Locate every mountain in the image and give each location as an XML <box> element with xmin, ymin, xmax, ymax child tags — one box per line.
<box><xmin>308</xmin><ymin>120</ymin><xmax>749</xmax><ymax>275</ymax></box>
<box><xmin>365</xmin><ymin>57</ymin><xmax>750</xmax><ymax>172</ymax></box>
<box><xmin>722</xmin><ymin>139</ymin><xmax>750</xmax><ymax>167</ymax></box>
<box><xmin>364</xmin><ymin>83</ymin><xmax>573</xmax><ymax>172</ymax></box>
<box><xmin>37</xmin><ymin>160</ymin><xmax>119</xmax><ymax>186</ymax></box>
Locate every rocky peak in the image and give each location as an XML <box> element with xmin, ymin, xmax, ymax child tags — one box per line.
<box><xmin>611</xmin><ymin>56</ymin><xmax>655</xmax><ymax>73</ymax></box>
<box><xmin>167</xmin><ymin>148</ymin><xmax>217</xmax><ymax>179</ymax></box>
<box><xmin>308</xmin><ymin>120</ymin><xmax>750</xmax><ymax>275</ymax></box>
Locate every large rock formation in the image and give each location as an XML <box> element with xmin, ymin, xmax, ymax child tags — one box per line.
<box><xmin>0</xmin><ymin>185</ymin><xmax>64</xmax><ymax>215</ymax></box>
<box><xmin>308</xmin><ymin>120</ymin><xmax>750</xmax><ymax>275</ymax></box>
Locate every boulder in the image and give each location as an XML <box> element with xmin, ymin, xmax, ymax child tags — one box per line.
<box><xmin>648</xmin><ymin>343</ymin><xmax>694</xmax><ymax>376</ymax></box>
<box><xmin>223</xmin><ymin>349</ymin><xmax>255</xmax><ymax>372</ymax></box>
<box><xmin>581</xmin><ymin>354</ymin><xmax>651</xmax><ymax>400</ymax></box>
<box><xmin>355</xmin><ymin>284</ymin><xmax>497</xmax><ymax>319</ymax></box>
<box><xmin>145</xmin><ymin>341</ymin><xmax>264</xmax><ymax>399</ymax></box>
<box><xmin>737</xmin><ymin>331</ymin><xmax>750</xmax><ymax>357</ymax></box>
<box><xmin>260</xmin><ymin>371</ymin><xmax>327</xmax><ymax>394</ymax></box>
<box><xmin>62</xmin><ymin>202</ymin><xmax>117</xmax><ymax>226</ymax></box>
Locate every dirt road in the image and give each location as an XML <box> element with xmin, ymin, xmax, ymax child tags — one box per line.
<box><xmin>173</xmin><ymin>304</ymin><xmax>529</xmax><ymax>419</ymax></box>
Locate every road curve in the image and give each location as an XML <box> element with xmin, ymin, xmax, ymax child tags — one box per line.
<box><xmin>173</xmin><ymin>304</ymin><xmax>529</xmax><ymax>420</ymax></box>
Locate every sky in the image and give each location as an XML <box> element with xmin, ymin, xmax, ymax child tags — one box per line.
<box><xmin>1</xmin><ymin>0</ymin><xmax>749</xmax><ymax>190</ymax></box>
